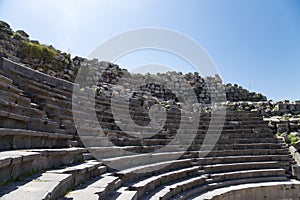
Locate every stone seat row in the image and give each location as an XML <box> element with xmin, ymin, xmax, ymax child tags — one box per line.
<box><xmin>63</xmin><ymin>161</ymin><xmax>290</xmax><ymax>200</ymax></box>
<box><xmin>0</xmin><ymin>147</ymin><xmax>86</xmax><ymax>186</ymax></box>
<box><xmin>0</xmin><ymin>73</ymin><xmax>67</xmax><ymax>133</ymax></box>
<box><xmin>191</xmin><ymin>180</ymin><xmax>300</xmax><ymax>200</ymax></box>
<box><xmin>2</xmin><ymin>58</ymin><xmax>273</xmax><ymax>144</ymax></box>
<box><xmin>1</xmin><ymin>65</ymin><xmax>78</xmax><ymax>135</ymax></box>
<box><xmin>109</xmin><ymin>149</ymin><xmax>292</xmax><ymax>199</ymax></box>
<box><xmin>0</xmin><ymin>158</ymin><xmax>108</xmax><ymax>200</ymax></box>
<box><xmin>63</xmin><ymin>154</ymin><xmax>288</xmax><ymax>200</ymax></box>
<box><xmin>0</xmin><ymin>58</ymin><xmax>298</xmax><ymax>200</ymax></box>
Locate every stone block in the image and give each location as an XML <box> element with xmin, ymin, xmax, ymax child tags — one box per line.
<box><xmin>294</xmin><ymin>141</ymin><xmax>300</xmax><ymax>152</ymax></box>
<box><xmin>293</xmin><ymin>165</ymin><xmax>300</xmax><ymax>180</ymax></box>
<box><xmin>12</xmin><ymin>136</ymin><xmax>32</xmax><ymax>149</ymax></box>
<box><xmin>0</xmin><ymin>135</ymin><xmax>13</xmax><ymax>150</ymax></box>
<box><xmin>277</xmin><ymin>121</ymin><xmax>289</xmax><ymax>133</ymax></box>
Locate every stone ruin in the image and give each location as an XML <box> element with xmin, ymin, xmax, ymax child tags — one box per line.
<box><xmin>0</xmin><ymin>20</ymin><xmax>300</xmax><ymax>199</ymax></box>
<box><xmin>0</xmin><ymin>57</ymin><xmax>300</xmax><ymax>199</ymax></box>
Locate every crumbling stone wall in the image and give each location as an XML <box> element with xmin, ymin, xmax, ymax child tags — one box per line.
<box><xmin>0</xmin><ymin>20</ymin><xmax>267</xmax><ymax>103</ymax></box>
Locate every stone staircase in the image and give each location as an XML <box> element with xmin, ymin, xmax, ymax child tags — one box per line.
<box><xmin>0</xmin><ymin>57</ymin><xmax>300</xmax><ymax>200</ymax></box>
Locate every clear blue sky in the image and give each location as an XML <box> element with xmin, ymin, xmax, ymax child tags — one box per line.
<box><xmin>0</xmin><ymin>0</ymin><xmax>299</xmax><ymax>101</ymax></box>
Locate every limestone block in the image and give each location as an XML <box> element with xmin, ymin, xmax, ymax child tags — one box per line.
<box><xmin>293</xmin><ymin>165</ymin><xmax>300</xmax><ymax>180</ymax></box>
<box><xmin>294</xmin><ymin>141</ymin><xmax>300</xmax><ymax>152</ymax></box>
<box><xmin>276</xmin><ymin>120</ymin><xmax>289</xmax><ymax>133</ymax></box>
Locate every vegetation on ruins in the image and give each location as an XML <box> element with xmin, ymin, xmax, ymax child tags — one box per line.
<box><xmin>18</xmin><ymin>41</ymin><xmax>57</xmax><ymax>63</ymax></box>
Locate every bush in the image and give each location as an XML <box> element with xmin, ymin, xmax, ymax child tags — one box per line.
<box><xmin>288</xmin><ymin>134</ymin><xmax>300</xmax><ymax>146</ymax></box>
<box><xmin>19</xmin><ymin>41</ymin><xmax>58</xmax><ymax>63</ymax></box>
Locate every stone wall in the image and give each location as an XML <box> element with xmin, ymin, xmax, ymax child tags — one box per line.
<box><xmin>0</xmin><ymin>57</ymin><xmax>73</xmax><ymax>89</ymax></box>
<box><xmin>74</xmin><ymin>57</ymin><xmax>266</xmax><ymax>103</ymax></box>
<box><xmin>226</xmin><ymin>101</ymin><xmax>300</xmax><ymax>146</ymax></box>
<box><xmin>0</xmin><ymin>20</ymin><xmax>267</xmax><ymax>103</ymax></box>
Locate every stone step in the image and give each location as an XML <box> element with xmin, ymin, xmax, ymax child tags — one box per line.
<box><xmin>83</xmin><ymin>137</ymin><xmax>177</xmax><ymax>148</ymax></box>
<box><xmin>49</xmin><ymin>160</ymin><xmax>107</xmax><ymax>186</ymax></box>
<box><xmin>16</xmin><ymin>76</ymin><xmax>53</xmax><ymax>91</ymax></box>
<box><xmin>191</xmin><ymin>148</ymin><xmax>289</xmax><ymax>158</ymax></box>
<box><xmin>56</xmin><ymin>85</ymin><xmax>73</xmax><ymax>95</ymax></box>
<box><xmin>4</xmin><ymin>63</ymin><xmax>73</xmax><ymax>93</ymax></box>
<box><xmin>181</xmin><ymin>137</ymin><xmax>280</xmax><ymax>145</ymax></box>
<box><xmin>86</xmin><ymin>145</ymin><xmax>149</xmax><ymax>156</ymax></box>
<box><xmin>48</xmin><ymin>113</ymin><xmax>74</xmax><ymax>126</ymax></box>
<box><xmin>98</xmin><ymin>105</ymin><xmax>261</xmax><ymax>117</ymax></box>
<box><xmin>0</xmin><ymin>110</ymin><xmax>29</xmax><ymax>129</ymax></box>
<box><xmin>63</xmin><ymin>175</ymin><xmax>121</xmax><ymax>200</ymax></box>
<box><xmin>212</xmin><ymin>143</ymin><xmax>285</xmax><ymax>150</ymax></box>
<box><xmin>191</xmin><ymin>180</ymin><xmax>300</xmax><ymax>200</ymax></box>
<box><xmin>207</xmin><ymin>168</ymin><xmax>286</xmax><ymax>183</ymax></box>
<box><xmin>87</xmin><ymin>145</ymin><xmax>186</xmax><ymax>159</ymax></box>
<box><xmin>175</xmin><ymin>177</ymin><xmax>291</xmax><ymax>200</ymax></box>
<box><xmin>203</xmin><ymin>161</ymin><xmax>280</xmax><ymax>173</ymax></box>
<box><xmin>199</xmin><ymin>132</ymin><xmax>275</xmax><ymax>138</ymax></box>
<box><xmin>0</xmin><ymin>172</ymin><xmax>72</xmax><ymax>200</ymax></box>
<box><xmin>31</xmin><ymin>94</ymin><xmax>72</xmax><ymax>110</ymax></box>
<box><xmin>0</xmin><ymin>128</ymin><xmax>73</xmax><ymax>150</ymax></box>
<box><xmin>129</xmin><ymin>166</ymin><xmax>200</xmax><ymax>198</ymax></box>
<box><xmin>83</xmin><ymin>153</ymin><xmax>95</xmax><ymax>160</ymax></box>
<box><xmin>93</xmin><ymin>114</ymin><xmax>265</xmax><ymax>127</ymax></box>
<box><xmin>0</xmin><ymin>80</ymin><xmax>22</xmax><ymax>95</ymax></box>
<box><xmin>115</xmin><ymin>189</ymin><xmax>138</xmax><ymax>200</ymax></box>
<box><xmin>21</xmin><ymin>80</ymin><xmax>69</xmax><ymax>100</ymax></box>
<box><xmin>101</xmin><ymin>151</ymin><xmax>189</xmax><ymax>172</ymax></box>
<box><xmin>115</xmin><ymin>158</ymin><xmax>193</xmax><ymax>182</ymax></box>
<box><xmin>77</xmin><ymin>133</ymin><xmax>280</xmax><ymax>148</ymax></box>
<box><xmin>60</xmin><ymin>107</ymin><xmax>74</xmax><ymax>117</ymax></box>
<box><xmin>95</xmin><ymin>110</ymin><xmax>263</xmax><ymax>123</ymax></box>
<box><xmin>83</xmin><ymin>138</ymin><xmax>284</xmax><ymax>153</ymax></box>
<box><xmin>190</xmin><ymin>143</ymin><xmax>285</xmax><ymax>152</ymax></box>
<box><xmin>147</xmin><ymin>169</ymin><xmax>286</xmax><ymax>200</ymax></box>
<box><xmin>72</xmin><ymin>109</ymin><xmax>96</xmax><ymax>120</ymax></box>
<box><xmin>42</xmin><ymin>106</ymin><xmax>90</xmax><ymax>124</ymax></box>
<box><xmin>15</xmin><ymin>95</ymin><xmax>32</xmax><ymax>107</ymax></box>
<box><xmin>55</xmin><ymin>123</ymin><xmax>77</xmax><ymax>134</ymax></box>
<box><xmin>98</xmin><ymin>112</ymin><xmax>264</xmax><ymax>124</ymax></box>
<box><xmin>0</xmin><ymin>110</ymin><xmax>30</xmax><ymax>125</ymax></box>
<box><xmin>108</xmin><ymin>138</ymin><xmax>174</xmax><ymax>147</ymax></box>
<box><xmin>39</xmin><ymin>103</ymin><xmax>60</xmax><ymax>115</ymax></box>
<box><xmin>0</xmin><ymin>150</ymin><xmax>40</xmax><ymax>184</ymax></box>
<box><xmin>96</xmin><ymin>110</ymin><xmax>196</xmax><ymax>122</ymax></box>
<box><xmin>76</xmin><ymin>125</ymin><xmax>274</xmax><ymax>139</ymax></box>
<box><xmin>21</xmin><ymin>82</ymin><xmax>56</xmax><ymax>98</ymax></box>
<box><xmin>0</xmin><ymin>98</ymin><xmax>46</xmax><ymax>119</ymax></box>
<box><xmin>0</xmin><ymin>74</ymin><xmax>13</xmax><ymax>85</ymax></box>
<box><xmin>51</xmin><ymin>86</ymin><xmax>72</xmax><ymax>99</ymax></box>
<box><xmin>91</xmin><ymin>122</ymin><xmax>269</xmax><ymax>133</ymax></box>
<box><xmin>0</xmin><ymin>147</ymin><xmax>86</xmax><ymax>185</ymax></box>
<box><xmin>28</xmin><ymin>118</ymin><xmax>59</xmax><ymax>133</ymax></box>
<box><xmin>0</xmin><ymin>160</ymin><xmax>105</xmax><ymax>200</ymax></box>
<box><xmin>0</xmin><ymin>90</ymin><xmax>21</xmax><ymax>105</ymax></box>
<box><xmin>196</xmin><ymin>155</ymin><xmax>292</xmax><ymax>166</ymax></box>
<box><xmin>197</xmin><ymin>132</ymin><xmax>275</xmax><ymax>138</ymax></box>
<box><xmin>146</xmin><ymin>172</ymin><xmax>206</xmax><ymax>200</ymax></box>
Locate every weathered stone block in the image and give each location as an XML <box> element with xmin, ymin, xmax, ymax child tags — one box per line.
<box><xmin>294</xmin><ymin>141</ymin><xmax>300</xmax><ymax>152</ymax></box>
<box><xmin>293</xmin><ymin>165</ymin><xmax>300</xmax><ymax>180</ymax></box>
<box><xmin>276</xmin><ymin>121</ymin><xmax>289</xmax><ymax>133</ymax></box>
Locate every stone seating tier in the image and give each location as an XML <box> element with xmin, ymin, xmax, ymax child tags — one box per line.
<box><xmin>0</xmin><ymin>57</ymin><xmax>299</xmax><ymax>200</ymax></box>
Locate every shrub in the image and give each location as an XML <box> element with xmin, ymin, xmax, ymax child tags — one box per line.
<box><xmin>19</xmin><ymin>41</ymin><xmax>58</xmax><ymax>63</ymax></box>
<box><xmin>288</xmin><ymin>134</ymin><xmax>300</xmax><ymax>146</ymax></box>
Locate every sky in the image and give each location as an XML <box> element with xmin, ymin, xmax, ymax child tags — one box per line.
<box><xmin>0</xmin><ymin>0</ymin><xmax>299</xmax><ymax>101</ymax></box>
